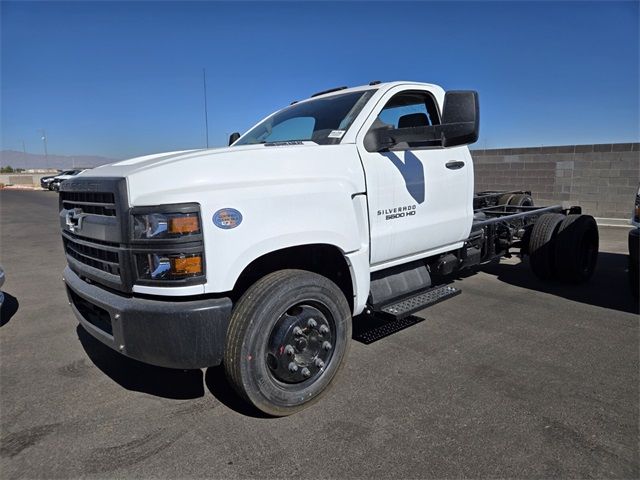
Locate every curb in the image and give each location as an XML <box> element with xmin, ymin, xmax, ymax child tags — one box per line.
<box><xmin>595</xmin><ymin>217</ymin><xmax>633</xmax><ymax>228</ymax></box>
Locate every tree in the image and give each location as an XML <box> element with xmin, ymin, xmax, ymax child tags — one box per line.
<box><xmin>0</xmin><ymin>166</ymin><xmax>14</xmax><ymax>173</ymax></box>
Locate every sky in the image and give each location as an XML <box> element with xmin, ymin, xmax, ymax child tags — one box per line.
<box><xmin>1</xmin><ymin>0</ymin><xmax>638</xmax><ymax>159</ymax></box>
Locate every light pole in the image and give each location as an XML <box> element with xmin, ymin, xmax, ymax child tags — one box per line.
<box><xmin>39</xmin><ymin>129</ymin><xmax>49</xmax><ymax>170</ymax></box>
<box><xmin>22</xmin><ymin>140</ymin><xmax>27</xmax><ymax>171</ymax></box>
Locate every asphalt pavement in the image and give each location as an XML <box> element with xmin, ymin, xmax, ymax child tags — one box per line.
<box><xmin>0</xmin><ymin>190</ymin><xmax>638</xmax><ymax>479</ymax></box>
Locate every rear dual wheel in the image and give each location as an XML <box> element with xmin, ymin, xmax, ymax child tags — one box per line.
<box><xmin>499</xmin><ymin>193</ymin><xmax>534</xmax><ymax>208</ymax></box>
<box><xmin>224</xmin><ymin>270</ymin><xmax>351</xmax><ymax>416</ymax></box>
<box><xmin>529</xmin><ymin>213</ymin><xmax>598</xmax><ymax>283</ymax></box>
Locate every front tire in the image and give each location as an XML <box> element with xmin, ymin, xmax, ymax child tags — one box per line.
<box><xmin>224</xmin><ymin>269</ymin><xmax>351</xmax><ymax>416</ymax></box>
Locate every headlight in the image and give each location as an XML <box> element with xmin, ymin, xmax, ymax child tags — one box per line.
<box><xmin>136</xmin><ymin>253</ymin><xmax>203</xmax><ymax>280</ymax></box>
<box><xmin>130</xmin><ymin>204</ymin><xmax>205</xmax><ymax>285</ymax></box>
<box><xmin>133</xmin><ymin>212</ymin><xmax>200</xmax><ymax>239</ymax></box>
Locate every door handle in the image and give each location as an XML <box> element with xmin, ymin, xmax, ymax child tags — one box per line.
<box><xmin>445</xmin><ymin>161</ymin><xmax>465</xmax><ymax>170</ymax></box>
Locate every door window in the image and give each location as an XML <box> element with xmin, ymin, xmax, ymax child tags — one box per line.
<box><xmin>372</xmin><ymin>91</ymin><xmax>441</xmax><ymax>148</ymax></box>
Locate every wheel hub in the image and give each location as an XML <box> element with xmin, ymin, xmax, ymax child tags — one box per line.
<box><xmin>266</xmin><ymin>304</ymin><xmax>335</xmax><ymax>384</ymax></box>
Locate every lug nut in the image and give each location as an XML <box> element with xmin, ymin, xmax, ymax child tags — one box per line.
<box><xmin>307</xmin><ymin>318</ymin><xmax>317</xmax><ymax>328</ymax></box>
<box><xmin>319</xmin><ymin>325</ymin><xmax>329</xmax><ymax>335</ymax></box>
<box><xmin>315</xmin><ymin>358</ymin><xmax>325</xmax><ymax>369</ymax></box>
<box><xmin>301</xmin><ymin>367</ymin><xmax>311</xmax><ymax>378</ymax></box>
<box><xmin>284</xmin><ymin>345</ymin><xmax>295</xmax><ymax>356</ymax></box>
<box><xmin>322</xmin><ymin>341</ymin><xmax>332</xmax><ymax>351</ymax></box>
<box><xmin>288</xmin><ymin>362</ymin><xmax>298</xmax><ymax>373</ymax></box>
<box><xmin>293</xmin><ymin>326</ymin><xmax>303</xmax><ymax>336</ymax></box>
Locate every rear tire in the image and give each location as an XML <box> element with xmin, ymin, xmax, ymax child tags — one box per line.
<box><xmin>529</xmin><ymin>213</ymin><xmax>565</xmax><ymax>280</ymax></box>
<box><xmin>508</xmin><ymin>194</ymin><xmax>533</xmax><ymax>207</ymax></box>
<box><xmin>554</xmin><ymin>215</ymin><xmax>599</xmax><ymax>283</ymax></box>
<box><xmin>224</xmin><ymin>269</ymin><xmax>351</xmax><ymax>416</ymax></box>
<box><xmin>498</xmin><ymin>193</ymin><xmax>515</xmax><ymax>206</ymax></box>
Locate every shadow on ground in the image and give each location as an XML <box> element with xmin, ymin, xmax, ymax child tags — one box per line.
<box><xmin>77</xmin><ymin>325</ymin><xmax>204</xmax><ymax>400</ymax></box>
<box><xmin>479</xmin><ymin>252</ymin><xmax>639</xmax><ymax>314</ymax></box>
<box><xmin>77</xmin><ymin>324</ymin><xmax>268</xmax><ymax>416</ymax></box>
<box><xmin>1</xmin><ymin>293</ymin><xmax>19</xmax><ymax>327</ymax></box>
<box><xmin>204</xmin><ymin>367</ymin><xmax>268</xmax><ymax>418</ymax></box>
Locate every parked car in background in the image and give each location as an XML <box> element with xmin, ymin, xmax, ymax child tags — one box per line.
<box><xmin>629</xmin><ymin>186</ymin><xmax>639</xmax><ymax>297</ymax></box>
<box><xmin>49</xmin><ymin>169</ymin><xmax>88</xmax><ymax>191</ymax></box>
<box><xmin>40</xmin><ymin>173</ymin><xmax>60</xmax><ymax>189</ymax></box>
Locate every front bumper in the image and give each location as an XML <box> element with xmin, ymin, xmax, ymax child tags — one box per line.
<box><xmin>64</xmin><ymin>267</ymin><xmax>232</xmax><ymax>369</ymax></box>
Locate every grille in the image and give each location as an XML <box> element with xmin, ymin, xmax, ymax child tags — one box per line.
<box><xmin>63</xmin><ymin>235</ymin><xmax>120</xmax><ymax>276</ymax></box>
<box><xmin>60</xmin><ymin>191</ymin><xmax>117</xmax><ymax>216</ymax></box>
<box><xmin>68</xmin><ymin>288</ymin><xmax>113</xmax><ymax>335</ymax></box>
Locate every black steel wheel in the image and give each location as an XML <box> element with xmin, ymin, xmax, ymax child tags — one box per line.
<box><xmin>554</xmin><ymin>214</ymin><xmax>599</xmax><ymax>283</ymax></box>
<box><xmin>224</xmin><ymin>269</ymin><xmax>351</xmax><ymax>416</ymax></box>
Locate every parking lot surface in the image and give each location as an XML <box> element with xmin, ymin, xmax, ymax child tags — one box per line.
<box><xmin>1</xmin><ymin>190</ymin><xmax>638</xmax><ymax>479</ymax></box>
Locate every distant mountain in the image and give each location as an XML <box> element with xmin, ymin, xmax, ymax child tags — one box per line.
<box><xmin>0</xmin><ymin>150</ymin><xmax>118</xmax><ymax>170</ymax></box>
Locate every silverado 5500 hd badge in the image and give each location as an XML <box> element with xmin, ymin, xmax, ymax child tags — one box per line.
<box><xmin>378</xmin><ymin>204</ymin><xmax>417</xmax><ymax>221</ymax></box>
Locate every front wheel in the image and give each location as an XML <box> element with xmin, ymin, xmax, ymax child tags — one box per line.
<box><xmin>224</xmin><ymin>269</ymin><xmax>351</xmax><ymax>416</ymax></box>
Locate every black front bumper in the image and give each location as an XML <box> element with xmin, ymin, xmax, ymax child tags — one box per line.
<box><xmin>64</xmin><ymin>267</ymin><xmax>232</xmax><ymax>369</ymax></box>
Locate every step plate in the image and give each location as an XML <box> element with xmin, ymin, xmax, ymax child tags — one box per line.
<box><xmin>380</xmin><ymin>285</ymin><xmax>461</xmax><ymax>319</ymax></box>
<box><xmin>353</xmin><ymin>315</ymin><xmax>426</xmax><ymax>345</ymax></box>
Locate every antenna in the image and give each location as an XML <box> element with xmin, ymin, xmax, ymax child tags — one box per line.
<box><xmin>203</xmin><ymin>68</ymin><xmax>210</xmax><ymax>148</ymax></box>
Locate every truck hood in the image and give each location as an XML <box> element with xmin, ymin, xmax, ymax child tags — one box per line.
<box><xmin>78</xmin><ymin>142</ymin><xmax>365</xmax><ymax>206</ymax></box>
<box><xmin>86</xmin><ymin>143</ymin><xmax>300</xmax><ymax>176</ymax></box>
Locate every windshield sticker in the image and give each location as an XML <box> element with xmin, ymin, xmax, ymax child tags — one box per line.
<box><xmin>328</xmin><ymin>130</ymin><xmax>345</xmax><ymax>139</ymax></box>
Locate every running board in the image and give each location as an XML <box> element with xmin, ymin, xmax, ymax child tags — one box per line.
<box><xmin>352</xmin><ymin>284</ymin><xmax>461</xmax><ymax>345</ymax></box>
<box><xmin>353</xmin><ymin>315</ymin><xmax>426</xmax><ymax>345</ymax></box>
<box><xmin>379</xmin><ymin>284</ymin><xmax>461</xmax><ymax>320</ymax></box>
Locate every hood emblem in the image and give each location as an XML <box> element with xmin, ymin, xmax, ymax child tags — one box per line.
<box><xmin>66</xmin><ymin>208</ymin><xmax>87</xmax><ymax>233</ymax></box>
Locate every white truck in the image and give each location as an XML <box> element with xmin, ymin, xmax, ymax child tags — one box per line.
<box><xmin>60</xmin><ymin>81</ymin><xmax>599</xmax><ymax>416</ymax></box>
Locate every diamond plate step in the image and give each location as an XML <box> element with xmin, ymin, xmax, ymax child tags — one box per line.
<box><xmin>379</xmin><ymin>284</ymin><xmax>461</xmax><ymax>319</ymax></box>
<box><xmin>352</xmin><ymin>315</ymin><xmax>426</xmax><ymax>345</ymax></box>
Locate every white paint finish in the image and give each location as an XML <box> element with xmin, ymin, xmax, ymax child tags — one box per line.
<box><xmin>354</xmin><ymin>84</ymin><xmax>474</xmax><ymax>265</ymax></box>
<box><xmin>78</xmin><ymin>81</ymin><xmax>477</xmax><ymax>312</ymax></box>
<box><xmin>86</xmin><ymin>142</ymin><xmax>367</xmax><ymax>296</ymax></box>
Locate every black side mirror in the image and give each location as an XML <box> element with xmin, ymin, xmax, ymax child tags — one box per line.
<box><xmin>228</xmin><ymin>132</ymin><xmax>240</xmax><ymax>146</ymax></box>
<box><xmin>364</xmin><ymin>90</ymin><xmax>480</xmax><ymax>152</ymax></box>
<box><xmin>440</xmin><ymin>91</ymin><xmax>479</xmax><ymax>148</ymax></box>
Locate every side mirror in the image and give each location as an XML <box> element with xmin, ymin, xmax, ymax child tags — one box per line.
<box><xmin>440</xmin><ymin>91</ymin><xmax>479</xmax><ymax>148</ymax></box>
<box><xmin>228</xmin><ymin>132</ymin><xmax>241</xmax><ymax>146</ymax></box>
<box><xmin>364</xmin><ymin>90</ymin><xmax>480</xmax><ymax>152</ymax></box>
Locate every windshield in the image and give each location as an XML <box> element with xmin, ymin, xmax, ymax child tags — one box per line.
<box><xmin>235</xmin><ymin>89</ymin><xmax>376</xmax><ymax>146</ymax></box>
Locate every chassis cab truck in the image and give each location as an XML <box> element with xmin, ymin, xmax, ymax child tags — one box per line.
<box><xmin>60</xmin><ymin>81</ymin><xmax>599</xmax><ymax>415</ymax></box>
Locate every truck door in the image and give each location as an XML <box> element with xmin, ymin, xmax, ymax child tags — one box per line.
<box><xmin>356</xmin><ymin>86</ymin><xmax>474</xmax><ymax>267</ymax></box>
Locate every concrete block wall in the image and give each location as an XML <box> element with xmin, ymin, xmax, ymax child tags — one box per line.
<box><xmin>0</xmin><ymin>174</ymin><xmax>51</xmax><ymax>186</ymax></box>
<box><xmin>472</xmin><ymin>143</ymin><xmax>639</xmax><ymax>219</ymax></box>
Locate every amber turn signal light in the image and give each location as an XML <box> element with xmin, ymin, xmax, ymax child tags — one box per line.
<box><xmin>170</xmin><ymin>255</ymin><xmax>202</xmax><ymax>275</ymax></box>
<box><xmin>168</xmin><ymin>216</ymin><xmax>200</xmax><ymax>234</ymax></box>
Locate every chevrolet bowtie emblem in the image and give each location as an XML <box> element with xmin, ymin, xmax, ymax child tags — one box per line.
<box><xmin>66</xmin><ymin>208</ymin><xmax>87</xmax><ymax>233</ymax></box>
